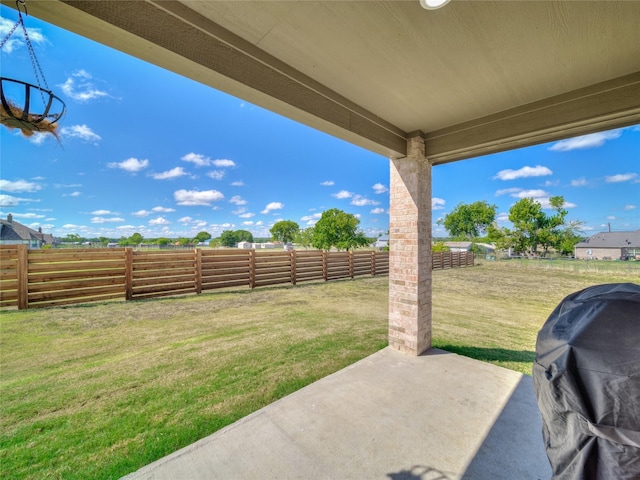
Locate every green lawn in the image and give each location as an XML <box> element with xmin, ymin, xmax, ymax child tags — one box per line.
<box><xmin>1</xmin><ymin>260</ymin><xmax>638</xmax><ymax>479</ymax></box>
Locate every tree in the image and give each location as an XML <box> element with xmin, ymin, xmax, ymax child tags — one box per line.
<box><xmin>61</xmin><ymin>233</ymin><xmax>85</xmax><ymax>244</ymax></box>
<box><xmin>311</xmin><ymin>208</ymin><xmax>369</xmax><ymax>251</ymax></box>
<box><xmin>219</xmin><ymin>230</ymin><xmax>238</xmax><ymax>247</ymax></box>
<box><xmin>295</xmin><ymin>227</ymin><xmax>314</xmax><ymax>250</ymax></box>
<box><xmin>128</xmin><ymin>232</ymin><xmax>143</xmax><ymax>245</ymax></box>
<box><xmin>236</xmin><ymin>230</ymin><xmax>254</xmax><ymax>243</ymax></box>
<box><xmin>194</xmin><ymin>231</ymin><xmax>212</xmax><ymax>244</ymax></box>
<box><xmin>270</xmin><ymin>220</ymin><xmax>299</xmax><ymax>244</ymax></box>
<box><xmin>439</xmin><ymin>201</ymin><xmax>497</xmax><ymax>238</ymax></box>
<box><xmin>218</xmin><ymin>230</ymin><xmax>254</xmax><ymax>248</ymax></box>
<box><xmin>489</xmin><ymin>195</ymin><xmax>579</xmax><ymax>257</ymax></box>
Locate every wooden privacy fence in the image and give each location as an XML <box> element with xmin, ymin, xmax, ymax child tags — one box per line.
<box><xmin>0</xmin><ymin>246</ymin><xmax>471</xmax><ymax>309</ymax></box>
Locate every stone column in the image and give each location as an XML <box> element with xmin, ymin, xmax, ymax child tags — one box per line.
<box><xmin>388</xmin><ymin>134</ymin><xmax>432</xmax><ymax>355</ymax></box>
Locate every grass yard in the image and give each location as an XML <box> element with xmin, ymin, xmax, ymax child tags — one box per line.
<box><xmin>1</xmin><ymin>260</ymin><xmax>638</xmax><ymax>479</ymax></box>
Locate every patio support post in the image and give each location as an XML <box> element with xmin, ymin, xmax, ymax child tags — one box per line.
<box><xmin>388</xmin><ymin>133</ymin><xmax>432</xmax><ymax>355</ymax></box>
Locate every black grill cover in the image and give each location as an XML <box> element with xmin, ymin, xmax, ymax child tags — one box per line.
<box><xmin>533</xmin><ymin>283</ymin><xmax>640</xmax><ymax>480</ymax></box>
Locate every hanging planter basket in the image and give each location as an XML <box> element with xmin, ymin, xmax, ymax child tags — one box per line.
<box><xmin>0</xmin><ymin>77</ymin><xmax>66</xmax><ymax>137</ymax></box>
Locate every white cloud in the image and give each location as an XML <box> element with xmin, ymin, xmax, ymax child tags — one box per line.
<box><xmin>231</xmin><ymin>181</ymin><xmax>244</xmax><ymax>187</ymax></box>
<box><xmin>131</xmin><ymin>210</ymin><xmax>151</xmax><ymax>217</ymax></box>
<box><xmin>623</xmin><ymin>205</ymin><xmax>637</xmax><ymax>210</ymax></box>
<box><xmin>605</xmin><ymin>173</ymin><xmax>638</xmax><ymax>183</ymax></box>
<box><xmin>570</xmin><ymin>177</ymin><xmax>588</xmax><ymax>187</ymax></box>
<box><xmin>230</xmin><ymin>196</ymin><xmax>247</xmax><ymax>205</ymax></box>
<box><xmin>549</xmin><ymin>129</ymin><xmax>622</xmax><ymax>151</ymax></box>
<box><xmin>207</xmin><ymin>170</ymin><xmax>225</xmax><ymax>180</ymax></box>
<box><xmin>0</xmin><ymin>179</ymin><xmax>41</xmax><ymax>193</ymax></box>
<box><xmin>213</xmin><ymin>159</ymin><xmax>236</xmax><ymax>167</ymax></box>
<box><xmin>606</xmin><ymin>215</ymin><xmax>616</xmax><ymax>220</ymax></box>
<box><xmin>432</xmin><ymin>197</ymin><xmax>446</xmax><ymax>210</ymax></box>
<box><xmin>178</xmin><ymin>216</ymin><xmax>193</xmax><ymax>223</ymax></box>
<box><xmin>149</xmin><ymin>217</ymin><xmax>170</xmax><ymax>225</ymax></box>
<box><xmin>10</xmin><ymin>212</ymin><xmax>45</xmax><ymax>219</ymax></box>
<box><xmin>91</xmin><ymin>210</ymin><xmax>115</xmax><ymax>215</ymax></box>
<box><xmin>493</xmin><ymin>165</ymin><xmax>552</xmax><ymax>181</ymax></box>
<box><xmin>152</xmin><ymin>167</ymin><xmax>188</xmax><ymax>180</ymax></box>
<box><xmin>0</xmin><ymin>195</ymin><xmax>39</xmax><ymax>207</ymax></box>
<box><xmin>513</xmin><ymin>189</ymin><xmax>549</xmax><ymax>199</ymax></box>
<box><xmin>351</xmin><ymin>195</ymin><xmax>380</xmax><ymax>206</ymax></box>
<box><xmin>232</xmin><ymin>207</ymin><xmax>247</xmax><ymax>215</ymax></box>
<box><xmin>64</xmin><ymin>191</ymin><xmax>82</xmax><ymax>198</ymax></box>
<box><xmin>372</xmin><ymin>183</ymin><xmax>389</xmax><ymax>194</ymax></box>
<box><xmin>152</xmin><ymin>206</ymin><xmax>175</xmax><ymax>213</ymax></box>
<box><xmin>108</xmin><ymin>157</ymin><xmax>149</xmax><ymax>173</ymax></box>
<box><xmin>301</xmin><ymin>213</ymin><xmax>322</xmax><ymax>222</ymax></box>
<box><xmin>370</xmin><ymin>208</ymin><xmax>386</xmax><ymax>214</ymax></box>
<box><xmin>242</xmin><ymin>221</ymin><xmax>255</xmax><ymax>226</ymax></box>
<box><xmin>27</xmin><ymin>132</ymin><xmax>48</xmax><ymax>145</ymax></box>
<box><xmin>91</xmin><ymin>216</ymin><xmax>124</xmax><ymax>224</ymax></box>
<box><xmin>174</xmin><ymin>189</ymin><xmax>224</xmax><ymax>206</ymax></box>
<box><xmin>180</xmin><ymin>154</ymin><xmax>236</xmax><ymax>168</ymax></box>
<box><xmin>0</xmin><ymin>17</ymin><xmax>45</xmax><ymax>53</ymax></box>
<box><xmin>496</xmin><ymin>212</ymin><xmax>510</xmax><ymax>223</ymax></box>
<box><xmin>333</xmin><ymin>190</ymin><xmax>353</xmax><ymax>199</ymax></box>
<box><xmin>495</xmin><ymin>187</ymin><xmax>523</xmax><ymax>196</ymax></box>
<box><xmin>321</xmin><ymin>180</ymin><xmax>335</xmax><ymax>186</ymax></box>
<box><xmin>59</xmin><ymin>71</ymin><xmax>109</xmax><ymax>102</ymax></box>
<box><xmin>181</xmin><ymin>153</ymin><xmax>211</xmax><ymax>167</ymax></box>
<box><xmin>239</xmin><ymin>212</ymin><xmax>255</xmax><ymax>218</ymax></box>
<box><xmin>60</xmin><ymin>124</ymin><xmax>101</xmax><ymax>143</ymax></box>
<box><xmin>261</xmin><ymin>202</ymin><xmax>284</xmax><ymax>214</ymax></box>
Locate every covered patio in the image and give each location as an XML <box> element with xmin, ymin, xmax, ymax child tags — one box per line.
<box><xmin>6</xmin><ymin>1</ymin><xmax>639</xmax><ymax>477</ymax></box>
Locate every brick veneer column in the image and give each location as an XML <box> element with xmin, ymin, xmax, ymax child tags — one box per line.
<box><xmin>389</xmin><ymin>134</ymin><xmax>432</xmax><ymax>355</ymax></box>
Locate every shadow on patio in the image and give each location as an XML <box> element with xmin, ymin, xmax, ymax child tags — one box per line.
<box><xmin>122</xmin><ymin>348</ymin><xmax>551</xmax><ymax>480</ymax></box>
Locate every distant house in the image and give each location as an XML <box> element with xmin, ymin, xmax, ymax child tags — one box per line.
<box><xmin>0</xmin><ymin>214</ymin><xmax>57</xmax><ymax>249</ymax></box>
<box><xmin>443</xmin><ymin>241</ymin><xmax>472</xmax><ymax>252</ymax></box>
<box><xmin>374</xmin><ymin>235</ymin><xmax>389</xmax><ymax>250</ymax></box>
<box><xmin>574</xmin><ymin>230</ymin><xmax>640</xmax><ymax>260</ymax></box>
<box><xmin>237</xmin><ymin>241</ymin><xmax>252</xmax><ymax>249</ymax></box>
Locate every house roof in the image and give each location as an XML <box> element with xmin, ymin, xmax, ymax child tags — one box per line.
<box><xmin>444</xmin><ymin>242</ymin><xmax>472</xmax><ymax>249</ymax></box>
<box><xmin>575</xmin><ymin>231</ymin><xmax>640</xmax><ymax>249</ymax></box>
<box><xmin>0</xmin><ymin>217</ymin><xmax>55</xmax><ymax>244</ymax></box>
<box><xmin>11</xmin><ymin>1</ymin><xmax>640</xmax><ymax>164</ymax></box>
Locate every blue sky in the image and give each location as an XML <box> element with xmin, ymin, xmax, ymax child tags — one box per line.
<box><xmin>1</xmin><ymin>5</ymin><xmax>638</xmax><ymax>241</ymax></box>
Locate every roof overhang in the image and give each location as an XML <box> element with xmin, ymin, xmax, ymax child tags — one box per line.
<box><xmin>5</xmin><ymin>0</ymin><xmax>640</xmax><ymax>162</ymax></box>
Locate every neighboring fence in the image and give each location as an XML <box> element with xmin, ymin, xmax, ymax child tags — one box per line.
<box><xmin>0</xmin><ymin>246</ymin><xmax>471</xmax><ymax>309</ymax></box>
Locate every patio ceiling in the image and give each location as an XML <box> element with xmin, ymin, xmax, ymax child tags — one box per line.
<box><xmin>7</xmin><ymin>0</ymin><xmax>640</xmax><ymax>163</ymax></box>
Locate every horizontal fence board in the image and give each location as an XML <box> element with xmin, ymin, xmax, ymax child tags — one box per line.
<box><xmin>28</xmin><ymin>285</ymin><xmax>125</xmax><ymax>303</ymax></box>
<box><xmin>29</xmin><ymin>292</ymin><xmax>124</xmax><ymax>309</ymax></box>
<box><xmin>132</xmin><ymin>275</ymin><xmax>195</xmax><ymax>288</ymax></box>
<box><xmin>27</xmin><ymin>251</ymin><xmax>125</xmax><ymax>263</ymax></box>
<box><xmin>28</xmin><ymin>268</ymin><xmax>125</xmax><ymax>282</ymax></box>
<box><xmin>202</xmin><ymin>272</ymin><xmax>250</xmax><ymax>283</ymax></box>
<box><xmin>131</xmin><ymin>282</ymin><xmax>197</xmax><ymax>296</ymax></box>
<box><xmin>132</xmin><ymin>268</ymin><xmax>194</xmax><ymax>279</ymax></box>
<box><xmin>254</xmin><ymin>272</ymin><xmax>292</xmax><ymax>283</ymax></box>
<box><xmin>28</xmin><ymin>277</ymin><xmax>125</xmax><ymax>293</ymax></box>
<box><xmin>28</xmin><ymin>260</ymin><xmax>125</xmax><ymax>273</ymax></box>
<box><xmin>201</xmin><ymin>279</ymin><xmax>249</xmax><ymax>290</ymax></box>
<box><xmin>201</xmin><ymin>259</ymin><xmax>250</xmax><ymax>269</ymax></box>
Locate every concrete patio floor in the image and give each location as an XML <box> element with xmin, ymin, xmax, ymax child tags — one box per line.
<box><xmin>122</xmin><ymin>347</ymin><xmax>551</xmax><ymax>480</ymax></box>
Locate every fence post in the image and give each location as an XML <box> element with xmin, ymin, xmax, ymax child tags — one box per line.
<box><xmin>371</xmin><ymin>251</ymin><xmax>376</xmax><ymax>276</ymax></box>
<box><xmin>322</xmin><ymin>250</ymin><xmax>328</xmax><ymax>281</ymax></box>
<box><xmin>195</xmin><ymin>248</ymin><xmax>202</xmax><ymax>294</ymax></box>
<box><xmin>125</xmin><ymin>248</ymin><xmax>133</xmax><ymax>301</ymax></box>
<box><xmin>349</xmin><ymin>250</ymin><xmax>354</xmax><ymax>278</ymax></box>
<box><xmin>17</xmin><ymin>244</ymin><xmax>28</xmax><ymax>310</ymax></box>
<box><xmin>290</xmin><ymin>250</ymin><xmax>297</xmax><ymax>285</ymax></box>
<box><xmin>249</xmin><ymin>250</ymin><xmax>256</xmax><ymax>289</ymax></box>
